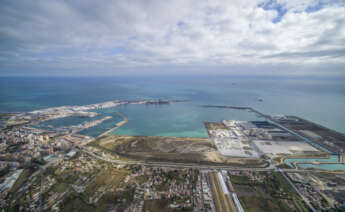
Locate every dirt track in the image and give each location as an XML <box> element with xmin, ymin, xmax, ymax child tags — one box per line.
<box><xmin>92</xmin><ymin>135</ymin><xmax>267</xmax><ymax>167</ymax></box>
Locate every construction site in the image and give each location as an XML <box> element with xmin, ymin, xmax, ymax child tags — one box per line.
<box><xmin>87</xmin><ymin>135</ymin><xmax>267</xmax><ymax>167</ymax></box>
<box><xmin>205</xmin><ymin>120</ymin><xmax>322</xmax><ymax>159</ymax></box>
<box><xmin>273</xmin><ymin>115</ymin><xmax>345</xmax><ymax>154</ymax></box>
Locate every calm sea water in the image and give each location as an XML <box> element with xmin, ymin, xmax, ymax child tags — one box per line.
<box><xmin>285</xmin><ymin>155</ymin><xmax>345</xmax><ymax>171</ymax></box>
<box><xmin>1</xmin><ymin>76</ymin><xmax>345</xmax><ymax>136</ymax></box>
<box><xmin>285</xmin><ymin>155</ymin><xmax>340</xmax><ymax>167</ymax></box>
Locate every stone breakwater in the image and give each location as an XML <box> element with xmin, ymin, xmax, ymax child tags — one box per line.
<box><xmin>71</xmin><ymin>116</ymin><xmax>113</xmax><ymax>134</ymax></box>
<box><xmin>6</xmin><ymin>99</ymin><xmax>170</xmax><ymax>126</ymax></box>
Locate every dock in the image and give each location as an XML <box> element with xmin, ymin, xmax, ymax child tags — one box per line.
<box><xmin>97</xmin><ymin>112</ymin><xmax>128</xmax><ymax>138</ymax></box>
<box><xmin>71</xmin><ymin>116</ymin><xmax>112</xmax><ymax>134</ymax></box>
<box><xmin>200</xmin><ymin>105</ymin><xmax>269</xmax><ymax>119</ymax></box>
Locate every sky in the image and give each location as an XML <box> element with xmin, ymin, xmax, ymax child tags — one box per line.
<box><xmin>0</xmin><ymin>0</ymin><xmax>344</xmax><ymax>76</ymax></box>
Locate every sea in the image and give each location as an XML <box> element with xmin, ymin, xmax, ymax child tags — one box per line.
<box><xmin>1</xmin><ymin>75</ymin><xmax>345</xmax><ymax>137</ymax></box>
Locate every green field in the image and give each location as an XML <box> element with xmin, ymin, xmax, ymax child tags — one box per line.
<box><xmin>60</xmin><ymin>167</ymin><xmax>130</xmax><ymax>212</ymax></box>
<box><xmin>230</xmin><ymin>172</ymin><xmax>309</xmax><ymax>212</ymax></box>
<box><xmin>143</xmin><ymin>200</ymin><xmax>184</xmax><ymax>212</ymax></box>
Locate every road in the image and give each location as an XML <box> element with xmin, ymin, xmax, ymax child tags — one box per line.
<box><xmin>39</xmin><ymin>167</ymin><xmax>44</xmax><ymax>212</ymax></box>
<box><xmin>200</xmin><ymin>104</ymin><xmax>332</xmax><ymax>153</ymax></box>
<box><xmin>29</xmin><ymin>158</ymin><xmax>62</xmax><ymax>212</ymax></box>
<box><xmin>200</xmin><ymin>173</ymin><xmax>206</xmax><ymax>212</ymax></box>
<box><xmin>81</xmin><ymin>144</ymin><xmax>335</xmax><ymax>212</ymax></box>
<box><xmin>278</xmin><ymin>168</ymin><xmax>317</xmax><ymax>212</ymax></box>
<box><xmin>80</xmin><ymin>147</ymin><xmax>342</xmax><ymax>174</ymax></box>
<box><xmin>266</xmin><ymin>117</ymin><xmax>332</xmax><ymax>154</ymax></box>
<box><xmin>80</xmin><ymin>147</ymin><xmax>272</xmax><ymax>170</ymax></box>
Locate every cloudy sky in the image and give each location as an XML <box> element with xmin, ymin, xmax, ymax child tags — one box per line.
<box><xmin>0</xmin><ymin>0</ymin><xmax>344</xmax><ymax>76</ymax></box>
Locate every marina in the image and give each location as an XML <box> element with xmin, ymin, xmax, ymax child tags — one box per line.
<box><xmin>2</xmin><ymin>0</ymin><xmax>345</xmax><ymax>209</ymax></box>
<box><xmin>10</xmin><ymin>98</ymin><xmax>345</xmax><ymax>172</ymax></box>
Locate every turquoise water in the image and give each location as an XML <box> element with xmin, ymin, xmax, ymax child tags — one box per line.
<box><xmin>38</xmin><ymin>116</ymin><xmax>99</xmax><ymax>128</ymax></box>
<box><xmin>32</xmin><ymin>102</ymin><xmax>265</xmax><ymax>137</ymax></box>
<box><xmin>284</xmin><ymin>155</ymin><xmax>345</xmax><ymax>171</ymax></box>
<box><xmin>284</xmin><ymin>155</ymin><xmax>340</xmax><ymax>167</ymax></box>
<box><xmin>111</xmin><ymin>103</ymin><xmax>264</xmax><ymax>137</ymax></box>
<box><xmin>297</xmin><ymin>163</ymin><xmax>345</xmax><ymax>171</ymax></box>
<box><xmin>1</xmin><ymin>76</ymin><xmax>345</xmax><ymax>136</ymax></box>
<box><xmin>2</xmin><ymin>76</ymin><xmax>345</xmax><ymax>171</ymax></box>
<box><xmin>78</xmin><ymin>116</ymin><xmax>121</xmax><ymax>137</ymax></box>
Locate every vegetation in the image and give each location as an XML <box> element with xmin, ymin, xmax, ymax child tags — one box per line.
<box><xmin>51</xmin><ymin>182</ymin><xmax>69</xmax><ymax>193</ymax></box>
<box><xmin>142</xmin><ymin>199</ymin><xmax>184</xmax><ymax>212</ymax></box>
<box><xmin>89</xmin><ymin>135</ymin><xmax>267</xmax><ymax>167</ymax></box>
<box><xmin>134</xmin><ymin>175</ymin><xmax>149</xmax><ymax>184</ymax></box>
<box><xmin>58</xmin><ymin>166</ymin><xmax>130</xmax><ymax>211</ymax></box>
<box><xmin>230</xmin><ymin>175</ymin><xmax>257</xmax><ymax>185</ymax></box>
<box><xmin>230</xmin><ymin>171</ymin><xmax>309</xmax><ymax>212</ymax></box>
<box><xmin>0</xmin><ymin>166</ymin><xmax>10</xmax><ymax>178</ymax></box>
<box><xmin>84</xmin><ymin>167</ymin><xmax>129</xmax><ymax>197</ymax></box>
<box><xmin>31</xmin><ymin>157</ymin><xmax>46</xmax><ymax>165</ymax></box>
<box><xmin>9</xmin><ymin>167</ymin><xmax>37</xmax><ymax>193</ymax></box>
<box><xmin>276</xmin><ymin>163</ymin><xmax>292</xmax><ymax>169</ymax></box>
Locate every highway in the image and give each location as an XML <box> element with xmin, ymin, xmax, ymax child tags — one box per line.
<box><xmin>19</xmin><ymin>138</ymin><xmax>333</xmax><ymax>212</ymax></box>
<box><xmin>80</xmin><ymin>145</ymin><xmax>336</xmax><ymax>212</ymax></box>
<box><xmin>80</xmin><ymin>147</ymin><xmax>343</xmax><ymax>174</ymax></box>
<box><xmin>80</xmin><ymin>147</ymin><xmax>271</xmax><ymax>170</ymax></box>
<box><xmin>73</xmin><ymin>106</ymin><xmax>343</xmax><ymax>212</ymax></box>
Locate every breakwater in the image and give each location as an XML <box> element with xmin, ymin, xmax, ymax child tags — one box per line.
<box><xmin>97</xmin><ymin>112</ymin><xmax>128</xmax><ymax>138</ymax></box>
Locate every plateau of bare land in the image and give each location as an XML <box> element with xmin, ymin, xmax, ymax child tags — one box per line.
<box><xmin>88</xmin><ymin>135</ymin><xmax>267</xmax><ymax>167</ymax></box>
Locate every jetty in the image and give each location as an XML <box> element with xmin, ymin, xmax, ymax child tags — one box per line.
<box><xmin>200</xmin><ymin>105</ymin><xmax>269</xmax><ymax>119</ymax></box>
<box><xmin>71</xmin><ymin>116</ymin><xmax>112</xmax><ymax>134</ymax></box>
<box><xmin>97</xmin><ymin>112</ymin><xmax>128</xmax><ymax>138</ymax></box>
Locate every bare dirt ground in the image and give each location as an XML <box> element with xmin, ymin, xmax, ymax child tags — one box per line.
<box><xmin>91</xmin><ymin>135</ymin><xmax>267</xmax><ymax>167</ymax></box>
<box><xmin>276</xmin><ymin>116</ymin><xmax>345</xmax><ymax>153</ymax></box>
<box><xmin>204</xmin><ymin>122</ymin><xmax>228</xmax><ymax>131</ymax></box>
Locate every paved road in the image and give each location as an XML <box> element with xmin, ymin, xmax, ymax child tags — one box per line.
<box><xmin>80</xmin><ymin>148</ymin><xmax>272</xmax><ymax>170</ymax></box>
<box><xmin>39</xmin><ymin>167</ymin><xmax>44</xmax><ymax>212</ymax></box>
<box><xmin>278</xmin><ymin>168</ymin><xmax>317</xmax><ymax>212</ymax></box>
<box><xmin>81</xmin><ymin>147</ymin><xmax>343</xmax><ymax>174</ymax></box>
<box><xmin>200</xmin><ymin>173</ymin><xmax>206</xmax><ymax>212</ymax></box>
<box><xmin>81</xmin><ymin>145</ymin><xmax>343</xmax><ymax>212</ymax></box>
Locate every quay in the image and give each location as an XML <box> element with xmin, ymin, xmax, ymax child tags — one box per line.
<box><xmin>97</xmin><ymin>112</ymin><xmax>128</xmax><ymax>138</ymax></box>
<box><xmin>200</xmin><ymin>105</ymin><xmax>268</xmax><ymax>119</ymax></box>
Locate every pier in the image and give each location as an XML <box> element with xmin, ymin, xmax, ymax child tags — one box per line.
<box><xmin>200</xmin><ymin>105</ymin><xmax>269</xmax><ymax>119</ymax></box>
<box><xmin>97</xmin><ymin>112</ymin><xmax>128</xmax><ymax>138</ymax></box>
<box><xmin>71</xmin><ymin>116</ymin><xmax>112</xmax><ymax>134</ymax></box>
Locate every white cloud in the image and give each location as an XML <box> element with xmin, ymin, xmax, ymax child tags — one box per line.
<box><xmin>0</xmin><ymin>0</ymin><xmax>344</xmax><ymax>75</ymax></box>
